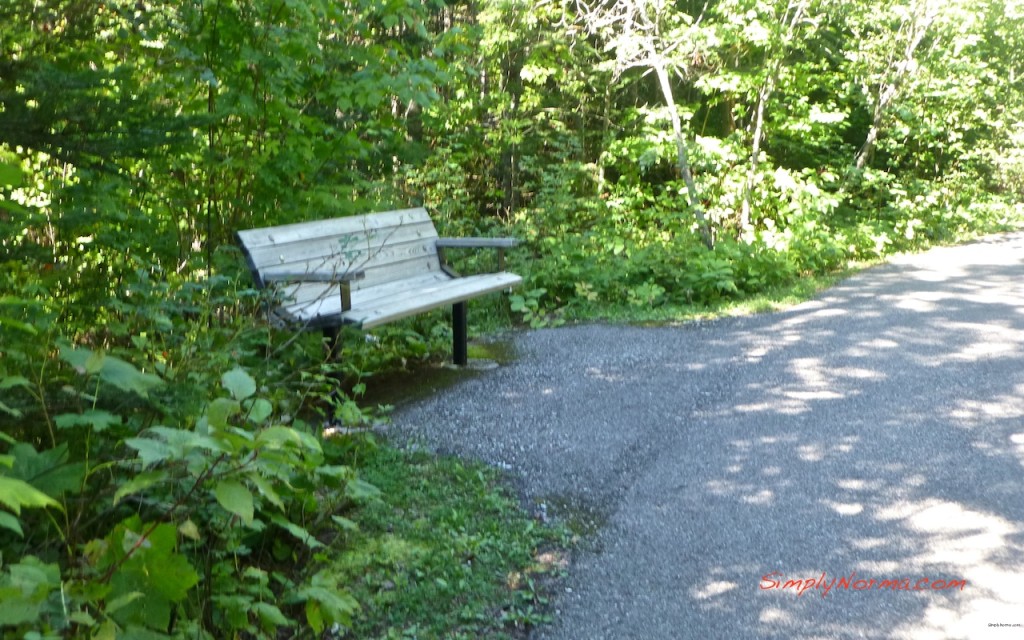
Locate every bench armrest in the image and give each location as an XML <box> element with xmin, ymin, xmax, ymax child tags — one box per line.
<box><xmin>435</xmin><ymin>237</ymin><xmax>519</xmax><ymax>249</ymax></box>
<box><xmin>435</xmin><ymin>237</ymin><xmax>518</xmax><ymax>273</ymax></box>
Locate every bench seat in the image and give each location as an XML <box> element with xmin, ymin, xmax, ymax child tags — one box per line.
<box><xmin>274</xmin><ymin>271</ymin><xmax>523</xmax><ymax>330</ymax></box>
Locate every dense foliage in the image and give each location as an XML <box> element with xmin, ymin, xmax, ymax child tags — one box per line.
<box><xmin>2</xmin><ymin>0</ymin><xmax>1024</xmax><ymax>637</ymax></box>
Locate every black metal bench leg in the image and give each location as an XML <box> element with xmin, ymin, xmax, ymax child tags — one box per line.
<box><xmin>324</xmin><ymin>327</ymin><xmax>342</xmax><ymax>360</ymax></box>
<box><xmin>452</xmin><ymin>302</ymin><xmax>468</xmax><ymax>366</ymax></box>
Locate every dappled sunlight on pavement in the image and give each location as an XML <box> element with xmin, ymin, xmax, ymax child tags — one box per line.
<box><xmin>392</xmin><ymin>232</ymin><xmax>1024</xmax><ymax>640</ymax></box>
<box><xmin>884</xmin><ymin>499</ymin><xmax>1024</xmax><ymax>640</ymax></box>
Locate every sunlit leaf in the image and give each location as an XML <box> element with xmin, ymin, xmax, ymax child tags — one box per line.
<box><xmin>214</xmin><ymin>480</ymin><xmax>255</xmax><ymax>525</ymax></box>
<box><xmin>244</xmin><ymin>397</ymin><xmax>273</xmax><ymax>424</ymax></box>
<box><xmin>178</xmin><ymin>519</ymin><xmax>201</xmax><ymax>541</ymax></box>
<box><xmin>0</xmin><ymin>160</ymin><xmax>23</xmax><ymax>187</ymax></box>
<box><xmin>0</xmin><ymin>477</ymin><xmax>62</xmax><ymax>515</ymax></box>
<box><xmin>222</xmin><ymin>367</ymin><xmax>257</xmax><ymax>401</ymax></box>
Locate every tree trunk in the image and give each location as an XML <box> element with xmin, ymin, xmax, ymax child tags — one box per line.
<box><xmin>741</xmin><ymin>81</ymin><xmax>771</xmax><ymax>229</ymax></box>
<box><xmin>740</xmin><ymin>0</ymin><xmax>809</xmax><ymax>228</ymax></box>
<box><xmin>853</xmin><ymin>2</ymin><xmax>935</xmax><ymax>170</ymax></box>
<box><xmin>653</xmin><ymin>60</ymin><xmax>714</xmax><ymax>249</ymax></box>
<box><xmin>855</xmin><ymin>98</ymin><xmax>885</xmax><ymax>170</ymax></box>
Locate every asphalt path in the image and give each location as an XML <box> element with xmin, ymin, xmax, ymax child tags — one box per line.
<box><xmin>390</xmin><ymin>232</ymin><xmax>1024</xmax><ymax>640</ymax></box>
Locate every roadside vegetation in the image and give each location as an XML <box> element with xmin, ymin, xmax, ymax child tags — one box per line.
<box><xmin>3</xmin><ymin>0</ymin><xmax>1024</xmax><ymax>637</ymax></box>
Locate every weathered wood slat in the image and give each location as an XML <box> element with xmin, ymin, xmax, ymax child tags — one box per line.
<box><xmin>272</xmin><ymin>256</ymin><xmax>446</xmax><ymax>307</ymax></box>
<box><xmin>275</xmin><ymin>273</ymin><xmax>451</xmax><ymax>326</ymax></box>
<box><xmin>262</xmin><ymin>270</ymin><xmax>366</xmax><ymax>283</ymax></box>
<box><xmin>283</xmin><ymin>272</ymin><xmax>453</xmax><ymax>318</ymax></box>
<box><xmin>352</xmin><ymin>273</ymin><xmax>522</xmax><ymax>329</ymax></box>
<box><xmin>262</xmin><ymin>244</ymin><xmax>441</xmax><ymax>291</ymax></box>
<box><xmin>236</xmin><ymin>208</ymin><xmax>432</xmax><ymax>248</ymax></box>
<box><xmin>341</xmin><ymin>273</ymin><xmax>452</xmax><ymax>307</ymax></box>
<box><xmin>242</xmin><ymin>221</ymin><xmax>438</xmax><ymax>270</ymax></box>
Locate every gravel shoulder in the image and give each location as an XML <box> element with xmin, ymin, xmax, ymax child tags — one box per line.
<box><xmin>390</xmin><ymin>232</ymin><xmax>1024</xmax><ymax>640</ymax></box>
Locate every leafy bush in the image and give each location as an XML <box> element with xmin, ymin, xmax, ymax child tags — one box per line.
<box><xmin>0</xmin><ymin>266</ymin><xmax>389</xmax><ymax>638</ymax></box>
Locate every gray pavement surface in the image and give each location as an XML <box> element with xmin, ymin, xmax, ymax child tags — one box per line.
<box><xmin>389</xmin><ymin>232</ymin><xmax>1024</xmax><ymax>640</ymax></box>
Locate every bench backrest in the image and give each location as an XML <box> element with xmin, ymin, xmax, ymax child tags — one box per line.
<box><xmin>237</xmin><ymin>207</ymin><xmax>444</xmax><ymax>298</ymax></box>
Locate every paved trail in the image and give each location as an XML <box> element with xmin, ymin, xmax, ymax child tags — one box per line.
<box><xmin>391</xmin><ymin>233</ymin><xmax>1024</xmax><ymax>640</ymax></box>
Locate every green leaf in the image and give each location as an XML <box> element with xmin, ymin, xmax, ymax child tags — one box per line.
<box><xmin>93</xmin><ymin>621</ymin><xmax>117</xmax><ymax>640</ymax></box>
<box><xmin>295</xmin><ymin>571</ymin><xmax>359</xmax><ymax>631</ymax></box>
<box><xmin>316</xmin><ymin>464</ymin><xmax>354</xmax><ymax>481</ymax></box>
<box><xmin>0</xmin><ymin>558</ymin><xmax>60</xmax><ymax>624</ymax></box>
<box><xmin>0</xmin><ymin>375</ymin><xmax>31</xmax><ymax>390</ymax></box>
<box><xmin>148</xmin><ymin>426</ymin><xmax>222</xmax><ymax>455</ymax></box>
<box><xmin>207</xmin><ymin>397</ymin><xmax>241</xmax><ymax>428</ymax></box>
<box><xmin>344</xmin><ymin>477</ymin><xmax>381</xmax><ymax>501</ymax></box>
<box><xmin>256</xmin><ymin>425</ymin><xmax>321</xmax><ymax>454</ymax></box>
<box><xmin>118</xmin><ymin>626</ymin><xmax>174</xmax><ymax>640</ymax></box>
<box><xmin>0</xmin><ymin>510</ymin><xmax>24</xmax><ymax>537</ymax></box>
<box><xmin>59</xmin><ymin>345</ymin><xmax>164</xmax><ymax>398</ymax></box>
<box><xmin>55</xmin><ymin>409</ymin><xmax>122</xmax><ymax>432</ymax></box>
<box><xmin>178</xmin><ymin>519</ymin><xmax>201</xmax><ymax>541</ymax></box>
<box><xmin>0</xmin><ymin>316</ymin><xmax>38</xmax><ymax>335</ymax></box>
<box><xmin>331</xmin><ymin>515</ymin><xmax>358</xmax><ymax>531</ymax></box>
<box><xmin>113</xmin><ymin>470</ymin><xmax>168</xmax><ymax>505</ymax></box>
<box><xmin>68</xmin><ymin>611</ymin><xmax>96</xmax><ymax>626</ymax></box>
<box><xmin>222</xmin><ymin>367</ymin><xmax>257</xmax><ymax>400</ymax></box>
<box><xmin>244</xmin><ymin>397</ymin><xmax>273</xmax><ymax>424</ymax></box>
<box><xmin>0</xmin><ymin>400</ymin><xmax>23</xmax><ymax>418</ymax></box>
<box><xmin>270</xmin><ymin>513</ymin><xmax>323</xmax><ymax>549</ymax></box>
<box><xmin>124</xmin><ymin>437</ymin><xmax>173</xmax><ymax>468</ymax></box>
<box><xmin>0</xmin><ymin>160</ymin><xmax>23</xmax><ymax>187</ymax></box>
<box><xmin>214</xmin><ymin>480</ymin><xmax>255</xmax><ymax>525</ymax></box>
<box><xmin>0</xmin><ymin>200</ymin><xmax>30</xmax><ymax>216</ymax></box>
<box><xmin>106</xmin><ymin>523</ymin><xmax>200</xmax><ymax>629</ymax></box>
<box><xmin>144</xmin><ymin>543</ymin><xmax>200</xmax><ymax>603</ymax></box>
<box><xmin>98</xmin><ymin>356</ymin><xmax>164</xmax><ymax>397</ymax></box>
<box><xmin>306</xmin><ymin>599</ymin><xmax>325</xmax><ymax>634</ymax></box>
<box><xmin>249</xmin><ymin>473</ymin><xmax>284</xmax><ymax>511</ymax></box>
<box><xmin>4</xmin><ymin>443</ymin><xmax>83</xmax><ymax>500</ymax></box>
<box><xmin>0</xmin><ymin>597</ymin><xmax>39</xmax><ymax>626</ymax></box>
<box><xmin>84</xmin><ymin>350</ymin><xmax>106</xmax><ymax>375</ymax></box>
<box><xmin>105</xmin><ymin>591</ymin><xmax>145</xmax><ymax>614</ymax></box>
<box><xmin>253</xmin><ymin>602</ymin><xmax>292</xmax><ymax>630</ymax></box>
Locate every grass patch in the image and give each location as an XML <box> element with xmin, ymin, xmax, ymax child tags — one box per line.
<box><xmin>331</xmin><ymin>444</ymin><xmax>570</xmax><ymax>640</ymax></box>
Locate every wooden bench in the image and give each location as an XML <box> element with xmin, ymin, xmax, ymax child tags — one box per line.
<box><xmin>236</xmin><ymin>207</ymin><xmax>522</xmax><ymax>365</ymax></box>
